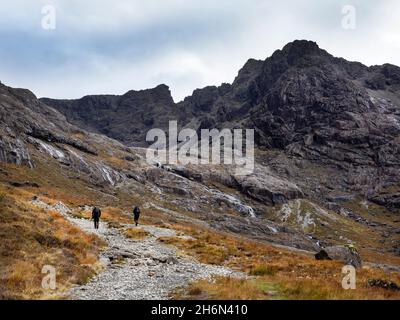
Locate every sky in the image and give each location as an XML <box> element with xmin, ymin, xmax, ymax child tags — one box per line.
<box><xmin>0</xmin><ymin>0</ymin><xmax>399</xmax><ymax>102</ymax></box>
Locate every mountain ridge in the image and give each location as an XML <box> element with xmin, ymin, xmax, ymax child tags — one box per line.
<box><xmin>40</xmin><ymin>40</ymin><xmax>400</xmax><ymax>148</ymax></box>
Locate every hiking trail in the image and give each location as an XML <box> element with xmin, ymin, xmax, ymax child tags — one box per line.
<box><xmin>32</xmin><ymin>199</ymin><xmax>241</xmax><ymax>300</ymax></box>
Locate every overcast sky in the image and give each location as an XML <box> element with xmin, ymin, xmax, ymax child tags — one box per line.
<box><xmin>0</xmin><ymin>0</ymin><xmax>399</xmax><ymax>101</ymax></box>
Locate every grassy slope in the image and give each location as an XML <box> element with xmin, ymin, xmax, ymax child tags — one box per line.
<box><xmin>0</xmin><ymin>185</ymin><xmax>105</xmax><ymax>299</ymax></box>
<box><xmin>164</xmin><ymin>225</ymin><xmax>400</xmax><ymax>300</ymax></box>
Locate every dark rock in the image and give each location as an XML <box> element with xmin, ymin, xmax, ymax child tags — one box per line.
<box><xmin>9</xmin><ymin>181</ymin><xmax>39</xmax><ymax>188</ymax></box>
<box><xmin>315</xmin><ymin>250</ymin><xmax>332</xmax><ymax>261</ymax></box>
<box><xmin>369</xmin><ymin>192</ymin><xmax>400</xmax><ymax>209</ymax></box>
<box><xmin>124</xmin><ymin>156</ymin><xmax>135</xmax><ymax>162</ymax></box>
<box><xmin>368</xmin><ymin>279</ymin><xmax>400</xmax><ymax>291</ymax></box>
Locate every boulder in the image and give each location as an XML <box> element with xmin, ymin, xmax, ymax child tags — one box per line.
<box><xmin>315</xmin><ymin>245</ymin><xmax>362</xmax><ymax>268</ymax></box>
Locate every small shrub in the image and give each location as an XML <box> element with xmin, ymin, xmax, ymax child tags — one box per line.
<box><xmin>108</xmin><ymin>221</ymin><xmax>123</xmax><ymax>229</ymax></box>
<box><xmin>188</xmin><ymin>286</ymin><xmax>203</xmax><ymax>296</ymax></box>
<box><xmin>249</xmin><ymin>264</ymin><xmax>278</xmax><ymax>276</ymax></box>
<box><xmin>123</xmin><ymin>227</ymin><xmax>149</xmax><ymax>239</ymax></box>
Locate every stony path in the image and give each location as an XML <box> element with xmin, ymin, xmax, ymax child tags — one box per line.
<box><xmin>32</xmin><ymin>199</ymin><xmax>241</xmax><ymax>300</ymax></box>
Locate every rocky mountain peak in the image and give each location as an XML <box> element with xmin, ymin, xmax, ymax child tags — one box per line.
<box><xmin>121</xmin><ymin>84</ymin><xmax>175</xmax><ymax>105</ymax></box>
<box><xmin>273</xmin><ymin>40</ymin><xmax>330</xmax><ymax>64</ymax></box>
<box><xmin>281</xmin><ymin>40</ymin><xmax>322</xmax><ymax>55</ymax></box>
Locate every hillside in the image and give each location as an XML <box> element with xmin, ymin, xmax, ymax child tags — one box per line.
<box><xmin>1</xmin><ymin>40</ymin><xmax>400</xmax><ymax>299</ymax></box>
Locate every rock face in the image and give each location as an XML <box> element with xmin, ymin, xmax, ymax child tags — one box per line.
<box><xmin>41</xmin><ymin>84</ymin><xmax>181</xmax><ymax>147</ymax></box>
<box><xmin>0</xmin><ymin>82</ymin><xmax>127</xmax><ymax>186</ymax></box>
<box><xmin>315</xmin><ymin>246</ymin><xmax>362</xmax><ymax>268</ymax></box>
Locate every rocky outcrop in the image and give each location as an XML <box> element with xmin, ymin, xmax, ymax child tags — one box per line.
<box><xmin>233</xmin><ymin>168</ymin><xmax>303</xmax><ymax>205</ymax></box>
<box><xmin>166</xmin><ymin>163</ymin><xmax>303</xmax><ymax>205</ymax></box>
<box><xmin>315</xmin><ymin>245</ymin><xmax>362</xmax><ymax>268</ymax></box>
<box><xmin>369</xmin><ymin>192</ymin><xmax>400</xmax><ymax>209</ymax></box>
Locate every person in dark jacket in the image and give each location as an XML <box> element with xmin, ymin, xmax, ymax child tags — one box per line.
<box><xmin>92</xmin><ymin>207</ymin><xmax>102</xmax><ymax>229</ymax></box>
<box><xmin>133</xmin><ymin>206</ymin><xmax>141</xmax><ymax>226</ymax></box>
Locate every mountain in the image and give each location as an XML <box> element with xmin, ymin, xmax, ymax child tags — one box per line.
<box><xmin>42</xmin><ymin>40</ymin><xmax>400</xmax><ymax>209</ymax></box>
<box><xmin>1</xmin><ymin>40</ymin><xmax>400</xmax><ymax>299</ymax></box>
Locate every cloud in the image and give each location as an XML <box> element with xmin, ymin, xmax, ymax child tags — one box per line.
<box><xmin>0</xmin><ymin>0</ymin><xmax>399</xmax><ymax>101</ymax></box>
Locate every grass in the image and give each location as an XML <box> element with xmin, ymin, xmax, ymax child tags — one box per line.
<box><xmin>179</xmin><ymin>275</ymin><xmax>400</xmax><ymax>300</ymax></box>
<box><xmin>249</xmin><ymin>264</ymin><xmax>278</xmax><ymax>276</ymax></box>
<box><xmin>175</xmin><ymin>277</ymin><xmax>282</xmax><ymax>300</ymax></box>
<box><xmin>123</xmin><ymin>227</ymin><xmax>149</xmax><ymax>240</ymax></box>
<box><xmin>159</xmin><ymin>236</ymin><xmax>235</xmax><ymax>265</ymax></box>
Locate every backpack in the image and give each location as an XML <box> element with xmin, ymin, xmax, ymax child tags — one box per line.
<box><xmin>92</xmin><ymin>207</ymin><xmax>101</xmax><ymax>219</ymax></box>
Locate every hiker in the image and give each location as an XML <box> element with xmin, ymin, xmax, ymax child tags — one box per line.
<box><xmin>133</xmin><ymin>206</ymin><xmax>141</xmax><ymax>226</ymax></box>
<box><xmin>92</xmin><ymin>206</ymin><xmax>102</xmax><ymax>229</ymax></box>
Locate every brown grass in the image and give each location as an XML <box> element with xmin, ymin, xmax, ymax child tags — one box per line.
<box><xmin>176</xmin><ymin>274</ymin><xmax>400</xmax><ymax>300</ymax></box>
<box><xmin>249</xmin><ymin>264</ymin><xmax>278</xmax><ymax>276</ymax></box>
<box><xmin>176</xmin><ymin>277</ymin><xmax>275</xmax><ymax>300</ymax></box>
<box><xmin>123</xmin><ymin>227</ymin><xmax>149</xmax><ymax>240</ymax></box>
<box><xmin>165</xmin><ymin>225</ymin><xmax>400</xmax><ymax>300</ymax></box>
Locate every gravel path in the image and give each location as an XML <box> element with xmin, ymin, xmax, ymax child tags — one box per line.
<box><xmin>32</xmin><ymin>199</ymin><xmax>241</xmax><ymax>300</ymax></box>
